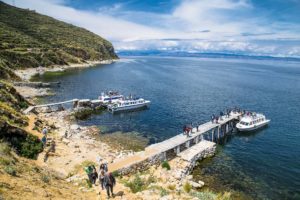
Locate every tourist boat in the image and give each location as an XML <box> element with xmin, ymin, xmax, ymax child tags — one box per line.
<box><xmin>98</xmin><ymin>91</ymin><xmax>123</xmax><ymax>104</ymax></box>
<box><xmin>236</xmin><ymin>113</ymin><xmax>270</xmax><ymax>131</ymax></box>
<box><xmin>107</xmin><ymin>98</ymin><xmax>150</xmax><ymax>113</ymax></box>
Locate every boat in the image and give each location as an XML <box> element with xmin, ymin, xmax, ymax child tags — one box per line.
<box><xmin>98</xmin><ymin>91</ymin><xmax>123</xmax><ymax>104</ymax></box>
<box><xmin>236</xmin><ymin>113</ymin><xmax>270</xmax><ymax>131</ymax></box>
<box><xmin>107</xmin><ymin>98</ymin><xmax>150</xmax><ymax>113</ymax></box>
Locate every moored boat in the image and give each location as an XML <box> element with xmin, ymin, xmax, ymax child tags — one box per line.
<box><xmin>236</xmin><ymin>113</ymin><xmax>270</xmax><ymax>131</ymax></box>
<box><xmin>98</xmin><ymin>91</ymin><xmax>123</xmax><ymax>104</ymax></box>
<box><xmin>107</xmin><ymin>98</ymin><xmax>150</xmax><ymax>113</ymax></box>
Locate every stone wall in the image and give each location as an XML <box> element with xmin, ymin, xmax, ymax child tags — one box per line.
<box><xmin>114</xmin><ymin>140</ymin><xmax>216</xmax><ymax>177</ymax></box>
<box><xmin>115</xmin><ymin>152</ymin><xmax>165</xmax><ymax>175</ymax></box>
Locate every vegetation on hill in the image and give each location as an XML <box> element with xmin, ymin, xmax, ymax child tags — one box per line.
<box><xmin>0</xmin><ymin>142</ymin><xmax>97</xmax><ymax>200</ymax></box>
<box><xmin>0</xmin><ymin>1</ymin><xmax>118</xmax><ymax>79</ymax></box>
<box><xmin>0</xmin><ymin>80</ymin><xmax>42</xmax><ymax>159</ymax></box>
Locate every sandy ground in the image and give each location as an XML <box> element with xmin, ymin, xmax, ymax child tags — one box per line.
<box><xmin>32</xmin><ymin>111</ymin><xmax>118</xmax><ymax>176</ymax></box>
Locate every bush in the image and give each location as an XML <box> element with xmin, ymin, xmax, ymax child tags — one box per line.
<box><xmin>191</xmin><ymin>190</ymin><xmax>218</xmax><ymax>200</ymax></box>
<box><xmin>167</xmin><ymin>184</ymin><xmax>176</xmax><ymax>191</ymax></box>
<box><xmin>125</xmin><ymin>175</ymin><xmax>145</xmax><ymax>193</ymax></box>
<box><xmin>183</xmin><ymin>182</ymin><xmax>192</xmax><ymax>193</ymax></box>
<box><xmin>41</xmin><ymin>174</ymin><xmax>50</xmax><ymax>183</ymax></box>
<box><xmin>112</xmin><ymin>170</ymin><xmax>120</xmax><ymax>177</ymax></box>
<box><xmin>4</xmin><ymin>166</ymin><xmax>16</xmax><ymax>176</ymax></box>
<box><xmin>161</xmin><ymin>161</ymin><xmax>171</xmax><ymax>170</ymax></box>
<box><xmin>160</xmin><ymin>188</ymin><xmax>169</xmax><ymax>197</ymax></box>
<box><xmin>12</xmin><ymin>134</ymin><xmax>43</xmax><ymax>159</ymax></box>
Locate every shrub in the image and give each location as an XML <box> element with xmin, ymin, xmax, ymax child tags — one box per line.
<box><xmin>160</xmin><ymin>188</ymin><xmax>169</xmax><ymax>197</ymax></box>
<box><xmin>112</xmin><ymin>170</ymin><xmax>120</xmax><ymax>177</ymax></box>
<box><xmin>41</xmin><ymin>174</ymin><xmax>50</xmax><ymax>183</ymax></box>
<box><xmin>125</xmin><ymin>175</ymin><xmax>144</xmax><ymax>193</ymax></box>
<box><xmin>16</xmin><ymin>134</ymin><xmax>43</xmax><ymax>159</ymax></box>
<box><xmin>161</xmin><ymin>160</ymin><xmax>171</xmax><ymax>170</ymax></box>
<box><xmin>167</xmin><ymin>184</ymin><xmax>176</xmax><ymax>191</ymax></box>
<box><xmin>4</xmin><ymin>166</ymin><xmax>16</xmax><ymax>176</ymax></box>
<box><xmin>190</xmin><ymin>190</ymin><xmax>217</xmax><ymax>200</ymax></box>
<box><xmin>183</xmin><ymin>182</ymin><xmax>192</xmax><ymax>193</ymax></box>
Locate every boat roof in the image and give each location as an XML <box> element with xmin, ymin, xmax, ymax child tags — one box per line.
<box><xmin>240</xmin><ymin>113</ymin><xmax>265</xmax><ymax>122</ymax></box>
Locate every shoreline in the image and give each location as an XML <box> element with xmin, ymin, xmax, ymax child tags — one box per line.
<box><xmin>15</xmin><ymin>59</ymin><xmax>118</xmax><ymax>82</ymax></box>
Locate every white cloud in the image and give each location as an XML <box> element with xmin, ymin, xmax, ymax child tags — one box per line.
<box><xmin>3</xmin><ymin>0</ymin><xmax>300</xmax><ymax>57</ymax></box>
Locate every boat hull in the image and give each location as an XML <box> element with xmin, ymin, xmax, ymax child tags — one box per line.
<box><xmin>237</xmin><ymin>120</ymin><xmax>270</xmax><ymax>132</ymax></box>
<box><xmin>108</xmin><ymin>102</ymin><xmax>150</xmax><ymax>113</ymax></box>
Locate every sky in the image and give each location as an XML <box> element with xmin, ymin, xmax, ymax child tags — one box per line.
<box><xmin>4</xmin><ymin>0</ymin><xmax>300</xmax><ymax>57</ymax></box>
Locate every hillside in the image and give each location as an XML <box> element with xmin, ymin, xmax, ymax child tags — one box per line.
<box><xmin>0</xmin><ymin>1</ymin><xmax>118</xmax><ymax>79</ymax></box>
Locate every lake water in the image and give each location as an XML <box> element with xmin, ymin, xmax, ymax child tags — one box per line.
<box><xmin>35</xmin><ymin>56</ymin><xmax>300</xmax><ymax>200</ymax></box>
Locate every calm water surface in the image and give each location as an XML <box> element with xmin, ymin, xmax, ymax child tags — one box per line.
<box><xmin>36</xmin><ymin>56</ymin><xmax>300</xmax><ymax>200</ymax></box>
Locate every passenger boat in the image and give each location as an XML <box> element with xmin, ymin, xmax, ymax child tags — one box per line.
<box><xmin>107</xmin><ymin>98</ymin><xmax>150</xmax><ymax>113</ymax></box>
<box><xmin>98</xmin><ymin>91</ymin><xmax>123</xmax><ymax>104</ymax></box>
<box><xmin>236</xmin><ymin>113</ymin><xmax>270</xmax><ymax>131</ymax></box>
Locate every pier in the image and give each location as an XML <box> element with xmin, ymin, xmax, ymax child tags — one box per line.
<box><xmin>23</xmin><ymin>98</ymin><xmax>103</xmax><ymax>114</ymax></box>
<box><xmin>109</xmin><ymin>111</ymin><xmax>242</xmax><ymax>174</ymax></box>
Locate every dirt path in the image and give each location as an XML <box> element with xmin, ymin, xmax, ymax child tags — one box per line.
<box><xmin>24</xmin><ymin>114</ymin><xmax>43</xmax><ymax>139</ymax></box>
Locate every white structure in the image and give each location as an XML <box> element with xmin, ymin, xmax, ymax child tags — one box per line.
<box><xmin>107</xmin><ymin>98</ymin><xmax>150</xmax><ymax>113</ymax></box>
<box><xmin>98</xmin><ymin>91</ymin><xmax>124</xmax><ymax>104</ymax></box>
<box><xmin>236</xmin><ymin>113</ymin><xmax>270</xmax><ymax>131</ymax></box>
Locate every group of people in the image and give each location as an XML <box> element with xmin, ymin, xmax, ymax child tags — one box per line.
<box><xmin>211</xmin><ymin>107</ymin><xmax>241</xmax><ymax>124</ymax></box>
<box><xmin>84</xmin><ymin>161</ymin><xmax>116</xmax><ymax>199</ymax></box>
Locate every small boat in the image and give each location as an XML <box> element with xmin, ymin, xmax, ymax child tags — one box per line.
<box><xmin>236</xmin><ymin>113</ymin><xmax>270</xmax><ymax>132</ymax></box>
<box><xmin>107</xmin><ymin>98</ymin><xmax>150</xmax><ymax>113</ymax></box>
<box><xmin>98</xmin><ymin>91</ymin><xmax>123</xmax><ymax>104</ymax></box>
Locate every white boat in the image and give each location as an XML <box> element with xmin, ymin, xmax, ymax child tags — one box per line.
<box><xmin>107</xmin><ymin>98</ymin><xmax>150</xmax><ymax>113</ymax></box>
<box><xmin>236</xmin><ymin>113</ymin><xmax>270</xmax><ymax>131</ymax></box>
<box><xmin>98</xmin><ymin>91</ymin><xmax>123</xmax><ymax>104</ymax></box>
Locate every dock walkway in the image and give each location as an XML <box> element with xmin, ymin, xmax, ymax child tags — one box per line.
<box><xmin>109</xmin><ymin>112</ymin><xmax>242</xmax><ymax>174</ymax></box>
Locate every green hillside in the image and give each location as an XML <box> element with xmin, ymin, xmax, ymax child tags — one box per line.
<box><xmin>0</xmin><ymin>1</ymin><xmax>118</xmax><ymax>79</ymax></box>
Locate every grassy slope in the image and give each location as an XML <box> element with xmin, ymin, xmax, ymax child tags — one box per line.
<box><xmin>0</xmin><ymin>1</ymin><xmax>118</xmax><ymax>79</ymax></box>
<box><xmin>0</xmin><ymin>143</ymin><xmax>97</xmax><ymax>200</ymax></box>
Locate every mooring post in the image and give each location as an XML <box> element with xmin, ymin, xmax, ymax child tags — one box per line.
<box><xmin>186</xmin><ymin>140</ymin><xmax>190</xmax><ymax>148</ymax></box>
<box><xmin>163</xmin><ymin>151</ymin><xmax>167</xmax><ymax>161</ymax></box>
<box><xmin>195</xmin><ymin>135</ymin><xmax>199</xmax><ymax>144</ymax></box>
<box><xmin>175</xmin><ymin>146</ymin><xmax>180</xmax><ymax>155</ymax></box>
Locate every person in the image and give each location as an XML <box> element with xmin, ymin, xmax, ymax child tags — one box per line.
<box><xmin>99</xmin><ymin>168</ymin><xmax>105</xmax><ymax>190</ymax></box>
<box><xmin>42</xmin><ymin>127</ymin><xmax>48</xmax><ymax>136</ymax></box>
<box><xmin>91</xmin><ymin>165</ymin><xmax>98</xmax><ymax>184</ymax></box>
<box><xmin>211</xmin><ymin>115</ymin><xmax>214</xmax><ymax>123</ymax></box>
<box><xmin>41</xmin><ymin>135</ymin><xmax>47</xmax><ymax>147</ymax></box>
<box><xmin>103</xmin><ymin>171</ymin><xmax>116</xmax><ymax>198</ymax></box>
<box><xmin>100</xmin><ymin>162</ymin><xmax>108</xmax><ymax>173</ymax></box>
<box><xmin>84</xmin><ymin>165</ymin><xmax>94</xmax><ymax>184</ymax></box>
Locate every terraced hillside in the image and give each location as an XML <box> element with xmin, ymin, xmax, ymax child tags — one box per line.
<box><xmin>0</xmin><ymin>1</ymin><xmax>118</xmax><ymax>79</ymax></box>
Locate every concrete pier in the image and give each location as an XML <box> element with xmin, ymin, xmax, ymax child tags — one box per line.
<box><xmin>110</xmin><ymin>111</ymin><xmax>242</xmax><ymax>175</ymax></box>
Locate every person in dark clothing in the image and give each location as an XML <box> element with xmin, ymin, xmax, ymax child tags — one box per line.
<box><xmin>91</xmin><ymin>165</ymin><xmax>98</xmax><ymax>184</ymax></box>
<box><xmin>102</xmin><ymin>171</ymin><xmax>116</xmax><ymax>198</ymax></box>
<box><xmin>84</xmin><ymin>165</ymin><xmax>94</xmax><ymax>184</ymax></box>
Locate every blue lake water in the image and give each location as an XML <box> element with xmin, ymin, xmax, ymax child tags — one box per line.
<box><xmin>36</xmin><ymin>56</ymin><xmax>300</xmax><ymax>199</ymax></box>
